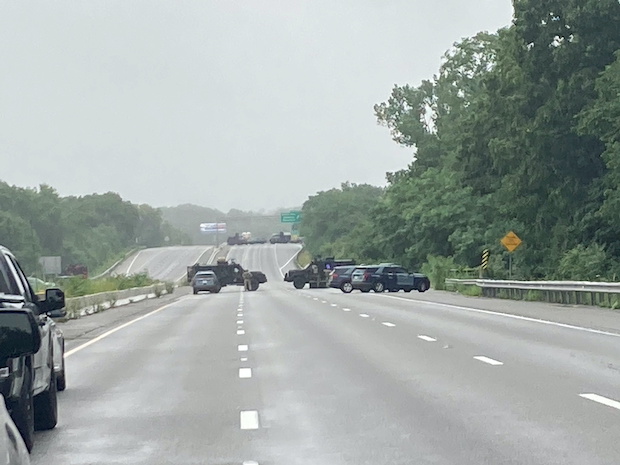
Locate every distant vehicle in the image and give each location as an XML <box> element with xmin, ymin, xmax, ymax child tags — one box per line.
<box><xmin>284</xmin><ymin>258</ymin><xmax>356</xmax><ymax>289</ymax></box>
<box><xmin>351</xmin><ymin>264</ymin><xmax>430</xmax><ymax>293</ymax></box>
<box><xmin>187</xmin><ymin>259</ymin><xmax>267</xmax><ymax>291</ymax></box>
<box><xmin>328</xmin><ymin>265</ymin><xmax>358</xmax><ymax>293</ymax></box>
<box><xmin>0</xmin><ymin>395</ymin><xmax>30</xmax><ymax>465</ymax></box>
<box><xmin>247</xmin><ymin>238</ymin><xmax>267</xmax><ymax>244</ymax></box>
<box><xmin>191</xmin><ymin>271</ymin><xmax>221</xmax><ymax>294</ymax></box>
<box><xmin>0</xmin><ymin>245</ymin><xmax>67</xmax><ymax>451</ymax></box>
<box><xmin>227</xmin><ymin>232</ymin><xmax>253</xmax><ymax>246</ymax></box>
<box><xmin>64</xmin><ymin>264</ymin><xmax>88</xmax><ymax>278</ymax></box>
<box><xmin>269</xmin><ymin>232</ymin><xmax>291</xmax><ymax>244</ymax></box>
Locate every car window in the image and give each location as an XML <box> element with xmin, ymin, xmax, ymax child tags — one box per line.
<box><xmin>0</xmin><ymin>255</ymin><xmax>20</xmax><ymax>296</ymax></box>
<box><xmin>393</xmin><ymin>267</ymin><xmax>408</xmax><ymax>274</ymax></box>
<box><xmin>5</xmin><ymin>255</ymin><xmax>35</xmax><ymax>303</ymax></box>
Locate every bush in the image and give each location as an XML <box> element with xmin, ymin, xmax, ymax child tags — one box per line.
<box><xmin>421</xmin><ymin>255</ymin><xmax>457</xmax><ymax>291</ymax></box>
<box><xmin>456</xmin><ymin>284</ymin><xmax>482</xmax><ymax>296</ymax></box>
<box><xmin>556</xmin><ymin>244</ymin><xmax>610</xmax><ymax>281</ymax></box>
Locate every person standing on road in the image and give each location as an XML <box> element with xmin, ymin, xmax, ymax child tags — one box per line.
<box><xmin>242</xmin><ymin>270</ymin><xmax>253</xmax><ymax>291</ymax></box>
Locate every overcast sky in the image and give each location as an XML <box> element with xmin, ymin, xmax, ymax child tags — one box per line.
<box><xmin>0</xmin><ymin>1</ymin><xmax>512</xmax><ymax>212</ymax></box>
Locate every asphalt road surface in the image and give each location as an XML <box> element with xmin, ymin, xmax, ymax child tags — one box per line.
<box><xmin>112</xmin><ymin>245</ymin><xmax>215</xmax><ymax>282</ymax></box>
<box><xmin>32</xmin><ymin>244</ymin><xmax>620</xmax><ymax>464</ymax></box>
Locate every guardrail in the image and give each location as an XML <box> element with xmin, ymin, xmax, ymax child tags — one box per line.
<box><xmin>446</xmin><ymin>278</ymin><xmax>620</xmax><ymax>306</ymax></box>
<box><xmin>64</xmin><ymin>283</ymin><xmax>169</xmax><ymax>319</ymax></box>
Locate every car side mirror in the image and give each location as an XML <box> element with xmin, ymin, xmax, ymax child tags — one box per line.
<box><xmin>47</xmin><ymin>309</ymin><xmax>67</xmax><ymax>318</ymax></box>
<box><xmin>0</xmin><ymin>309</ymin><xmax>42</xmax><ymax>358</ymax></box>
<box><xmin>43</xmin><ymin>288</ymin><xmax>65</xmax><ymax>312</ymax></box>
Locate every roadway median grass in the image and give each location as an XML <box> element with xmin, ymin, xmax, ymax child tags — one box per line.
<box><xmin>58</xmin><ymin>273</ymin><xmax>170</xmax><ymax>298</ymax></box>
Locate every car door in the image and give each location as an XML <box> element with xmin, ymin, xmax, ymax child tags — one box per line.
<box><xmin>4</xmin><ymin>255</ymin><xmax>51</xmax><ymax>394</ymax></box>
<box><xmin>393</xmin><ymin>267</ymin><xmax>413</xmax><ymax>288</ymax></box>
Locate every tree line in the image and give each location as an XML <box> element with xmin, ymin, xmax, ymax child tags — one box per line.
<box><xmin>0</xmin><ymin>182</ymin><xmax>190</xmax><ymax>274</ymax></box>
<box><xmin>300</xmin><ymin>0</ymin><xmax>620</xmax><ymax>281</ymax></box>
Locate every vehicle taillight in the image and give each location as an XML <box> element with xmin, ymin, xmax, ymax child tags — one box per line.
<box><xmin>363</xmin><ymin>272</ymin><xmax>372</xmax><ymax>281</ymax></box>
<box><xmin>332</xmin><ymin>273</ymin><xmax>339</xmax><ymax>279</ymax></box>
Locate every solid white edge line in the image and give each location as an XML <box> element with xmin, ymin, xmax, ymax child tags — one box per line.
<box><xmin>474</xmin><ymin>356</ymin><xmax>504</xmax><ymax>366</ymax></box>
<box><xmin>580</xmin><ymin>393</ymin><xmax>620</xmax><ymax>411</ymax></box>
<box><xmin>382</xmin><ymin>322</ymin><xmax>396</xmax><ymax>327</ymax></box>
<box><xmin>418</xmin><ymin>335</ymin><xmax>436</xmax><ymax>342</ymax></box>
<box><xmin>381</xmin><ymin>295</ymin><xmax>620</xmax><ymax>338</ymax></box>
<box><xmin>238</xmin><ymin>345</ymin><xmax>248</xmax><ymax>352</ymax></box>
<box><xmin>124</xmin><ymin>250</ymin><xmax>142</xmax><ymax>276</ymax></box>
<box><xmin>65</xmin><ymin>298</ymin><xmax>188</xmax><ymax>357</ymax></box>
<box><xmin>278</xmin><ymin>247</ymin><xmax>301</xmax><ymax>275</ymax></box>
<box><xmin>240</xmin><ymin>410</ymin><xmax>259</xmax><ymax>429</ymax></box>
<box><xmin>239</xmin><ymin>368</ymin><xmax>252</xmax><ymax>379</ymax></box>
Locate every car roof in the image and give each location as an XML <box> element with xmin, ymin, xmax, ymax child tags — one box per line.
<box><xmin>195</xmin><ymin>271</ymin><xmax>216</xmax><ymax>275</ymax></box>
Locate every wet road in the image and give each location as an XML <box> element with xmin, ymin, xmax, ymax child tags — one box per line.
<box><xmin>112</xmin><ymin>245</ymin><xmax>215</xmax><ymax>282</ymax></box>
<box><xmin>32</xmin><ymin>244</ymin><xmax>620</xmax><ymax>464</ymax></box>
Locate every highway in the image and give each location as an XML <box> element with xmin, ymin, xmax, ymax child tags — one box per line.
<box><xmin>32</xmin><ymin>244</ymin><xmax>620</xmax><ymax>464</ymax></box>
<box><xmin>112</xmin><ymin>245</ymin><xmax>215</xmax><ymax>282</ymax></box>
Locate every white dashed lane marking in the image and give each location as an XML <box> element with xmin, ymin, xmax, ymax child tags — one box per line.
<box><xmin>240</xmin><ymin>357</ymin><xmax>248</xmax><ymax>362</ymax></box>
<box><xmin>331</xmin><ymin>303</ymin><xmax>337</xmax><ymax>307</ymax></box>
<box><xmin>237</xmin><ymin>320</ymin><xmax>244</xmax><ymax>324</ymax></box>
<box><xmin>474</xmin><ymin>356</ymin><xmax>504</xmax><ymax>366</ymax></box>
<box><xmin>237</xmin><ymin>329</ymin><xmax>246</xmax><ymax>335</ymax></box>
<box><xmin>580</xmin><ymin>393</ymin><xmax>620</xmax><ymax>411</ymax></box>
<box><xmin>343</xmin><ymin>308</ymin><xmax>351</xmax><ymax>312</ymax></box>
<box><xmin>240</xmin><ymin>411</ymin><xmax>259</xmax><ymax>430</ymax></box>
<box><xmin>418</xmin><ymin>335</ymin><xmax>436</xmax><ymax>342</ymax></box>
<box><xmin>359</xmin><ymin>313</ymin><xmax>370</xmax><ymax>318</ymax></box>
<box><xmin>239</xmin><ymin>368</ymin><xmax>252</xmax><ymax>379</ymax></box>
<box><xmin>238</xmin><ymin>345</ymin><xmax>248</xmax><ymax>352</ymax></box>
<box><xmin>382</xmin><ymin>322</ymin><xmax>396</xmax><ymax>327</ymax></box>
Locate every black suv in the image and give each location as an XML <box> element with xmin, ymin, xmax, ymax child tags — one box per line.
<box><xmin>328</xmin><ymin>265</ymin><xmax>357</xmax><ymax>293</ymax></box>
<box><xmin>351</xmin><ymin>264</ymin><xmax>430</xmax><ymax>293</ymax></box>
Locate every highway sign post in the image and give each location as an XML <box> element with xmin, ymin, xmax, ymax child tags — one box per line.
<box><xmin>280</xmin><ymin>211</ymin><xmax>302</xmax><ymax>223</ymax></box>
<box><xmin>500</xmin><ymin>231</ymin><xmax>522</xmax><ymax>278</ymax></box>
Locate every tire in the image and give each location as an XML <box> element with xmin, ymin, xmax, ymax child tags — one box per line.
<box><xmin>340</xmin><ymin>282</ymin><xmax>353</xmax><ymax>293</ymax></box>
<box><xmin>293</xmin><ymin>279</ymin><xmax>305</xmax><ymax>289</ymax></box>
<box><xmin>12</xmin><ymin>366</ymin><xmax>34</xmax><ymax>452</ymax></box>
<box><xmin>56</xmin><ymin>343</ymin><xmax>66</xmax><ymax>392</ymax></box>
<box><xmin>213</xmin><ymin>286</ymin><xmax>221</xmax><ymax>293</ymax></box>
<box><xmin>374</xmin><ymin>282</ymin><xmax>385</xmax><ymax>293</ymax></box>
<box><xmin>34</xmin><ymin>369</ymin><xmax>58</xmax><ymax>431</ymax></box>
<box><xmin>417</xmin><ymin>281</ymin><xmax>428</xmax><ymax>293</ymax></box>
<box><xmin>193</xmin><ymin>289</ymin><xmax>198</xmax><ymax>295</ymax></box>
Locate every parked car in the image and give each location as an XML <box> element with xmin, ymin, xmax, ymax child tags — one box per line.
<box><xmin>0</xmin><ymin>245</ymin><xmax>67</xmax><ymax>451</ymax></box>
<box><xmin>328</xmin><ymin>265</ymin><xmax>358</xmax><ymax>293</ymax></box>
<box><xmin>351</xmin><ymin>263</ymin><xmax>430</xmax><ymax>293</ymax></box>
<box><xmin>0</xmin><ymin>394</ymin><xmax>30</xmax><ymax>464</ymax></box>
<box><xmin>191</xmin><ymin>271</ymin><xmax>221</xmax><ymax>294</ymax></box>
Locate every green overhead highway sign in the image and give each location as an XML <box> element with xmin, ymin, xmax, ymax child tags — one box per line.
<box><xmin>281</xmin><ymin>211</ymin><xmax>302</xmax><ymax>223</ymax></box>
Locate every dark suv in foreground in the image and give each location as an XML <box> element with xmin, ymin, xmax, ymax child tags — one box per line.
<box><xmin>328</xmin><ymin>265</ymin><xmax>357</xmax><ymax>293</ymax></box>
<box><xmin>351</xmin><ymin>264</ymin><xmax>430</xmax><ymax>293</ymax></box>
<box><xmin>0</xmin><ymin>245</ymin><xmax>67</xmax><ymax>451</ymax></box>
